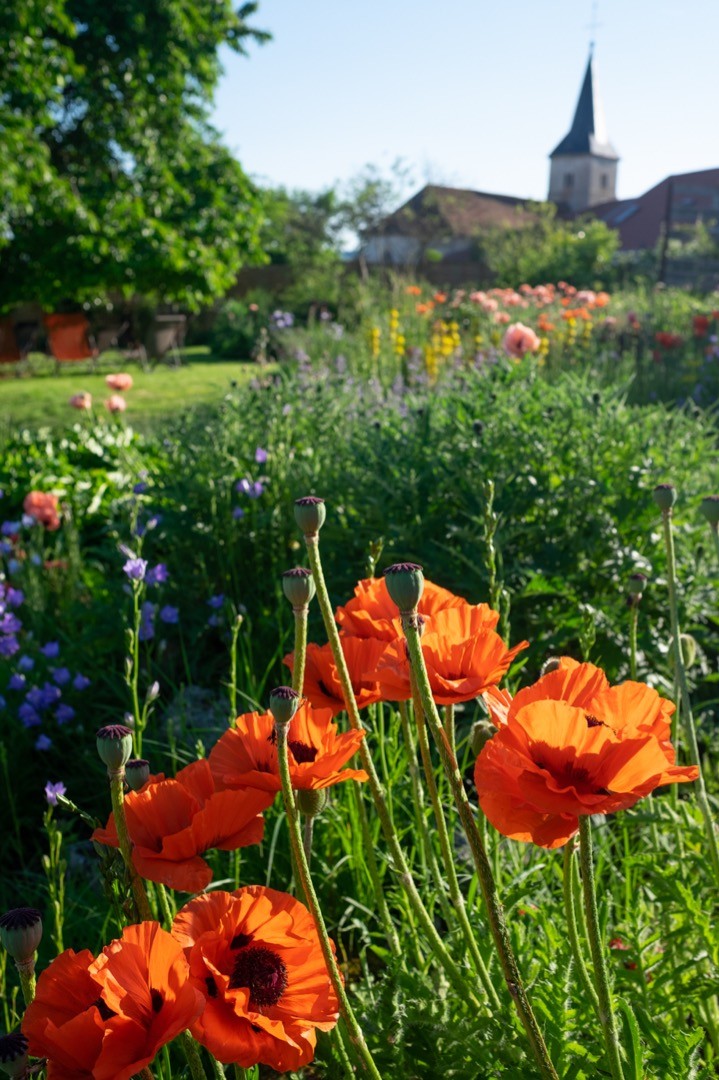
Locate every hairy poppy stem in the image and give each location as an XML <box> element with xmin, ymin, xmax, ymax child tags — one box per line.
<box><xmin>304</xmin><ymin>536</ymin><xmax>482</xmax><ymax>1006</ymax></box>
<box><xmin>275</xmin><ymin>720</ymin><xmax>384</xmax><ymax>1080</ymax></box>
<box><xmin>302</xmin><ymin>815</ymin><xmax>314</xmax><ymax>863</ymax></box>
<box><xmin>108</xmin><ymin>770</ymin><xmax>153</xmax><ymax>921</ymax></box>
<box><xmin>402</xmin><ymin>617</ymin><xmax>559</xmax><ymax>1080</ymax></box>
<box><xmin>443</xmin><ymin>703</ymin><xmax>456</xmax><ymax>758</ymax></box>
<box><xmin>578</xmin><ymin>817</ymin><xmax>626</xmax><ymax>1080</ymax></box>
<box><xmin>397</xmin><ymin>701</ymin><xmax>431</xmax><ymax>880</ymax></box>
<box><xmin>15</xmin><ymin>957</ymin><xmax>36</xmax><ymax>1005</ymax></box>
<box><xmin>562</xmin><ymin>843</ymin><xmax>600</xmax><ymax>1012</ymax></box>
<box><xmin>660</xmin><ymin>508</ymin><xmax>719</xmax><ymax>884</ymax></box>
<box><xmin>628</xmin><ymin>605</ymin><xmax>638</xmax><ymax>682</ymax></box>
<box><xmin>291</xmin><ymin>606</ymin><xmax>309</xmax><ymax>695</ymax></box>
<box><xmin>411</xmin><ymin>680</ymin><xmax>501</xmax><ymax>1009</ymax></box>
<box><xmin>178</xmin><ymin>1030</ymin><xmax>209</xmax><ymax>1080</ymax></box>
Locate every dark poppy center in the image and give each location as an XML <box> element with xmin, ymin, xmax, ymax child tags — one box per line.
<box><xmin>535</xmin><ymin>757</ymin><xmax>608</xmax><ymax>796</ymax></box>
<box><xmin>151</xmin><ymin>989</ymin><xmax>163</xmax><ymax>1013</ymax></box>
<box><xmin>228</xmin><ymin>945</ymin><xmax>288</xmax><ymax>1007</ymax></box>
<box><xmin>288</xmin><ymin>740</ymin><xmax>318</xmax><ymax>764</ymax></box>
<box><xmin>231</xmin><ymin>931</ymin><xmax>253</xmax><ymax>950</ymax></box>
<box><xmin>92</xmin><ymin>997</ymin><xmax>116</xmax><ymax>1022</ymax></box>
<box><xmin>585</xmin><ymin>714</ymin><xmax>606</xmax><ymax>728</ymax></box>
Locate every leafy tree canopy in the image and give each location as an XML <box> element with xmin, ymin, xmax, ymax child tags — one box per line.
<box><xmin>0</xmin><ymin>0</ymin><xmax>269</xmax><ymax>310</ymax></box>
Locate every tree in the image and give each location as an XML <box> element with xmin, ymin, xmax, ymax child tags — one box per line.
<box><xmin>0</xmin><ymin>0</ymin><xmax>269</xmax><ymax>310</ymax></box>
<box><xmin>479</xmin><ymin>203</ymin><xmax>619</xmax><ymax>288</ymax></box>
<box><xmin>258</xmin><ymin>186</ymin><xmax>342</xmax><ymax>268</ymax></box>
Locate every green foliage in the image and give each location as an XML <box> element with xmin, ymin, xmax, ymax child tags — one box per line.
<box><xmin>480</xmin><ymin>202</ymin><xmax>619</xmax><ymax>287</ymax></box>
<box><xmin>0</xmin><ymin>0</ymin><xmax>269</xmax><ymax>309</ymax></box>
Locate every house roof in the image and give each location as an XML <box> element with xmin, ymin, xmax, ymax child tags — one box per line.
<box><xmin>373</xmin><ymin>185</ymin><xmax>533</xmax><ymax>239</ymax></box>
<box><xmin>551</xmin><ymin>54</ymin><xmax>619</xmax><ymax>161</ymax></box>
<box><xmin>591</xmin><ymin>167</ymin><xmax>719</xmax><ymax>249</ymax></box>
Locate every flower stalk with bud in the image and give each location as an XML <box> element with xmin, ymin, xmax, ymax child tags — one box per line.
<box><xmin>269</xmin><ymin>688</ymin><xmax>383</xmax><ymax>1080</ymax></box>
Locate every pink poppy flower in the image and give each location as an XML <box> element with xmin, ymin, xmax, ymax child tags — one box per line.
<box><xmin>105</xmin><ymin>395</ymin><xmax>127</xmax><ymax>413</ymax></box>
<box><xmin>502</xmin><ymin>322</ymin><xmax>541</xmax><ymax>357</ymax></box>
<box><xmin>106</xmin><ymin>373</ymin><xmax>133</xmax><ymax>392</ymax></box>
<box><xmin>69</xmin><ymin>392</ymin><xmax>92</xmax><ymax>410</ymax></box>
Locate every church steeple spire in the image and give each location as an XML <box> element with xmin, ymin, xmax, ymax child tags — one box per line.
<box><xmin>548</xmin><ymin>52</ymin><xmax>619</xmax><ymax>213</ymax></box>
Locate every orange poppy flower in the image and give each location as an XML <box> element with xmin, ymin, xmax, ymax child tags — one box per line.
<box><xmin>433</xmin><ymin>292</ymin><xmax>447</xmax><ymax>303</ymax></box>
<box><xmin>483</xmin><ymin>657</ymin><xmax>674</xmax><ymax>747</ymax></box>
<box><xmin>23</xmin><ymin>922</ymin><xmax>203</xmax><ymax>1080</ymax></box>
<box><xmin>405</xmin><ymin>285</ymin><xmax>422</xmax><ymax>296</ymax></box>
<box><xmin>283</xmin><ymin>637</ymin><xmax>388</xmax><ymax>715</ymax></box>
<box><xmin>336</xmin><ymin>575</ymin><xmax>469</xmax><ymax>642</ymax></box>
<box><xmin>23</xmin><ymin>491</ymin><xmax>61</xmax><ymax>531</ymax></box>
<box><xmin>475</xmin><ymin>699</ymin><xmax>698</xmax><ymax>849</ymax></box>
<box><xmin>377</xmin><ymin>605</ymin><xmax>527</xmax><ymax>705</ymax></box>
<box><xmin>209</xmin><ymin>701</ymin><xmax>367</xmax><ymax>793</ymax></box>
<box><xmin>172</xmin><ymin>886</ymin><xmax>339</xmax><ymax>1071</ymax></box>
<box><xmin>92</xmin><ymin>759</ymin><xmax>272</xmax><ymax>892</ymax></box>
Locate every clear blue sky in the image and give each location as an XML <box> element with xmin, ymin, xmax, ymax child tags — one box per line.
<box><xmin>213</xmin><ymin>0</ymin><xmax>717</xmax><ymax>206</ymax></box>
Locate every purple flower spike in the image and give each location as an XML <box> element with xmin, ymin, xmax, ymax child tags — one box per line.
<box><xmin>159</xmin><ymin>605</ymin><xmax>179</xmax><ymax>625</ymax></box>
<box><xmin>18</xmin><ymin>655</ymin><xmax>35</xmax><ymax>672</ymax></box>
<box><xmin>40</xmin><ymin>642</ymin><xmax>60</xmax><ymax>659</ymax></box>
<box><xmin>55</xmin><ymin>703</ymin><xmax>75</xmax><ymax>724</ymax></box>
<box><xmin>51</xmin><ymin>667</ymin><xmax>71</xmax><ymax>687</ymax></box>
<box><xmin>73</xmin><ymin>674</ymin><xmax>91</xmax><ymax>691</ymax></box>
<box><xmin>207</xmin><ymin>594</ymin><xmax>225</xmax><ymax>610</ymax></box>
<box><xmin>45</xmin><ymin>781</ymin><xmax>66</xmax><ymax>806</ymax></box>
<box><xmin>236</xmin><ymin>478</ymin><xmax>252</xmax><ymax>496</ymax></box>
<box><xmin>232</xmin><ymin>507</ymin><xmax>245</xmax><ymax>520</ymax></box>
<box><xmin>254</xmin><ymin>447</ymin><xmax>268</xmax><ymax>464</ymax></box>
<box><xmin>36</xmin><ymin>734</ymin><xmax>52</xmax><ymax>751</ymax></box>
<box><xmin>8</xmin><ymin>674</ymin><xmax>26</xmax><ymax>691</ymax></box>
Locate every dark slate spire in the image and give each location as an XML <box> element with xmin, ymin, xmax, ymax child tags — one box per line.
<box><xmin>551</xmin><ymin>53</ymin><xmax>618</xmax><ymax>160</ymax></box>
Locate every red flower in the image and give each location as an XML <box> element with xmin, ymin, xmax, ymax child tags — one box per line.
<box><xmin>283</xmin><ymin>636</ymin><xmax>388</xmax><ymax>715</ymax></box>
<box><xmin>92</xmin><ymin>760</ymin><xmax>272</xmax><ymax>892</ymax></box>
<box><xmin>209</xmin><ymin>702</ymin><xmax>367</xmax><ymax>793</ymax></box>
<box><xmin>693</xmin><ymin>314</ymin><xmax>710</xmax><ymax>337</ymax></box>
<box><xmin>377</xmin><ymin>605</ymin><xmax>526</xmax><ymax>704</ymax></box>
<box><xmin>336</xmin><ymin>575</ymin><xmax>468</xmax><ymax>642</ymax></box>
<box><xmin>172</xmin><ymin>887</ymin><xmax>339</xmax><ymax>1071</ymax></box>
<box><xmin>23</xmin><ymin>491</ymin><xmax>60</xmax><ymax>531</ymax></box>
<box><xmin>23</xmin><ymin>922</ymin><xmax>204</xmax><ymax>1080</ymax></box>
<box><xmin>475</xmin><ymin>699</ymin><xmax>698</xmax><ymax>849</ymax></box>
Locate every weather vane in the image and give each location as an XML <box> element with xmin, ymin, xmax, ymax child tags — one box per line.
<box><xmin>588</xmin><ymin>0</ymin><xmax>601</xmax><ymax>55</ymax></box>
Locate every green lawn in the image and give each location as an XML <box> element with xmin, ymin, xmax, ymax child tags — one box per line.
<box><xmin>0</xmin><ymin>349</ymin><xmax>271</xmax><ymax>432</ymax></box>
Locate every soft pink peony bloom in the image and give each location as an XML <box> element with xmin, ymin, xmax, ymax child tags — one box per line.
<box><xmin>106</xmin><ymin>372</ymin><xmax>133</xmax><ymax>391</ymax></box>
<box><xmin>69</xmin><ymin>392</ymin><xmax>92</xmax><ymax>410</ymax></box>
<box><xmin>105</xmin><ymin>394</ymin><xmax>127</xmax><ymax>413</ymax></box>
<box><xmin>502</xmin><ymin>322</ymin><xmax>541</xmax><ymax>357</ymax></box>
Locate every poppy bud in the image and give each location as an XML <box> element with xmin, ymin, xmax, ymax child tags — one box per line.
<box><xmin>680</xmin><ymin>633</ymin><xmax>697</xmax><ymax>669</ymax></box>
<box><xmin>652</xmin><ymin>483</ymin><xmax>676</xmax><ymax>512</ymax></box>
<box><xmin>294</xmin><ymin>496</ymin><xmax>326</xmax><ymax>538</ymax></box>
<box><xmin>0</xmin><ymin>1032</ymin><xmax>29</xmax><ymax>1078</ymax></box>
<box><xmin>0</xmin><ymin>909</ymin><xmax>42</xmax><ymax>964</ymax></box>
<box><xmin>383</xmin><ymin>562</ymin><xmax>425</xmax><ymax>614</ymax></box>
<box><xmin>628</xmin><ymin>572</ymin><xmax>647</xmax><ymax>596</ymax></box>
<box><xmin>96</xmin><ymin>724</ymin><xmax>133</xmax><ymax>773</ymax></box>
<box><xmin>125</xmin><ymin>759</ymin><xmax>150</xmax><ymax>792</ymax></box>
<box><xmin>540</xmin><ymin>656</ymin><xmax>561</xmax><ymax>676</ymax></box>
<box><xmin>269</xmin><ymin>686</ymin><xmax>301</xmax><ymax>727</ymax></box>
<box><xmin>700</xmin><ymin>495</ymin><xmax>719</xmax><ymax>527</ymax></box>
<box><xmin>471</xmin><ymin>720</ymin><xmax>494</xmax><ymax>757</ymax></box>
<box><xmin>282</xmin><ymin>567</ymin><xmax>316</xmax><ymax>609</ymax></box>
<box><xmin>296</xmin><ymin>788</ymin><xmax>329</xmax><ymax>818</ymax></box>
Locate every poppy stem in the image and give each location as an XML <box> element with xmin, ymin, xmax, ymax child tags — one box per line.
<box><xmin>402</xmin><ymin>617</ymin><xmax>559</xmax><ymax>1080</ymax></box>
<box><xmin>443</xmin><ymin>703</ymin><xmax>456</xmax><ymax>758</ymax></box>
<box><xmin>303</xmin><ymin>535</ymin><xmax>482</xmax><ymax>1006</ymax></box>
<box><xmin>291</xmin><ymin>606</ymin><xmax>309</xmax><ymax>695</ymax></box>
<box><xmin>302</xmin><ymin>814</ymin><xmax>314</xmax><ymax>863</ymax></box>
<box><xmin>411</xmin><ymin>681</ymin><xmax>501</xmax><ymax>1009</ymax></box>
<box><xmin>275</xmin><ymin>720</ymin><xmax>385</xmax><ymax>1080</ymax></box>
<box><xmin>397</xmin><ymin>701</ymin><xmax>431</xmax><ymax>880</ymax></box>
<box><xmin>108</xmin><ymin>770</ymin><xmax>153</xmax><ymax>921</ymax></box>
<box><xmin>577</xmin><ymin>817</ymin><xmax>626</xmax><ymax>1080</ymax></box>
<box><xmin>177</xmin><ymin>1030</ymin><xmax>209</xmax><ymax>1080</ymax></box>
<box><xmin>628</xmin><ymin>605</ymin><xmax>638</xmax><ymax>682</ymax></box>
<box><xmin>15</xmin><ymin>957</ymin><xmax>36</xmax><ymax>1005</ymax></box>
<box><xmin>562</xmin><ymin>842</ymin><xmax>600</xmax><ymax>1012</ymax></box>
<box><xmin>660</xmin><ymin>507</ymin><xmax>719</xmax><ymax>885</ymax></box>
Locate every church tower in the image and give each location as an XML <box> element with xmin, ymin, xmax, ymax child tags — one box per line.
<box><xmin>548</xmin><ymin>51</ymin><xmax>619</xmax><ymax>213</ymax></box>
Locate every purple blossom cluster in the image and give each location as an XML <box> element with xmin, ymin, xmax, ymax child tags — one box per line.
<box><xmin>1</xmin><ymin>583</ymin><xmax>92</xmax><ymax>751</ymax></box>
<box><xmin>270</xmin><ymin>310</ymin><xmax>294</xmax><ymax>330</ymax></box>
